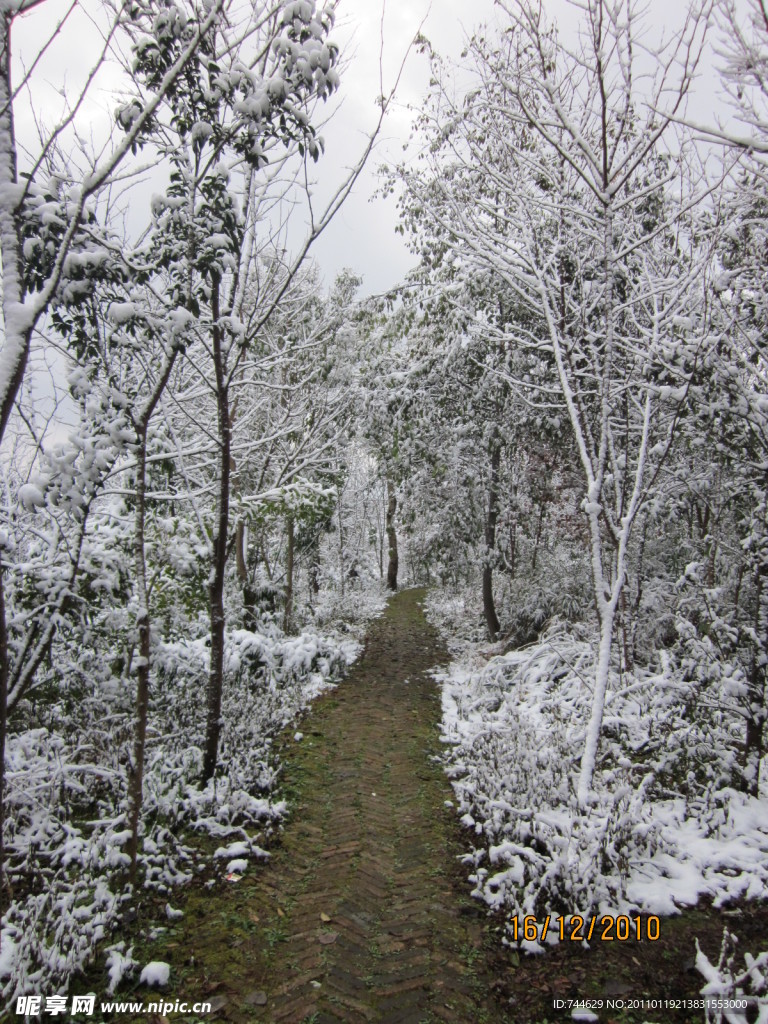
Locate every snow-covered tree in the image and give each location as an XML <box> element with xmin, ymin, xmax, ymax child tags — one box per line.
<box><xmin>395</xmin><ymin>0</ymin><xmax>717</xmax><ymax>803</ymax></box>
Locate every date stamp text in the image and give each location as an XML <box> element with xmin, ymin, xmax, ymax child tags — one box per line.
<box><xmin>511</xmin><ymin>914</ymin><xmax>661</xmax><ymax>943</ymax></box>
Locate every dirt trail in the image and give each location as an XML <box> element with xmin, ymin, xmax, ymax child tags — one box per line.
<box><xmin>173</xmin><ymin>588</ymin><xmax>512</xmax><ymax>1024</ymax></box>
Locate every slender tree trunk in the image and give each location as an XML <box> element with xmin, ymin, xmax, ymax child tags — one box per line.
<box><xmin>126</xmin><ymin>352</ymin><xmax>178</xmax><ymax>878</ymax></box>
<box><xmin>619</xmin><ymin>590</ymin><xmax>632</xmax><ymax>674</ymax></box>
<box><xmin>337</xmin><ymin>489</ymin><xmax>345</xmax><ymax>599</ymax></box>
<box><xmin>0</xmin><ymin>569</ymin><xmax>9</xmax><ymax>931</ymax></box>
<box><xmin>378</xmin><ymin>509</ymin><xmax>384</xmax><ymax>579</ymax></box>
<box><xmin>284</xmin><ymin>517</ymin><xmax>294</xmax><ymax>633</ymax></box>
<box><xmin>237</xmin><ymin>519</ymin><xmax>256</xmax><ymax>629</ymax></box>
<box><xmin>0</xmin><ymin>11</ymin><xmax>29</xmax><ymax>447</ymax></box>
<box><xmin>531</xmin><ymin>502</ymin><xmax>545</xmax><ymax>572</ymax></box>
<box><xmin>308</xmin><ymin>526</ymin><xmax>321</xmax><ymax>598</ymax></box>
<box><xmin>0</xmin><ymin>22</ymin><xmax>22</xmax><ymax>931</ymax></box>
<box><xmin>508</xmin><ymin>521</ymin><xmax>517</xmax><ymax>580</ymax></box>
<box><xmin>126</xmin><ymin>425</ymin><xmax>151</xmax><ymax>881</ymax></box>
<box><xmin>574</xmin><ymin>154</ymin><xmax>621</xmax><ymax>805</ymax></box>
<box><xmin>743</xmin><ymin>519</ymin><xmax>768</xmax><ymax>796</ymax></box>
<box><xmin>482</xmin><ymin>440</ymin><xmax>501</xmax><ymax>639</ymax></box>
<box><xmin>630</xmin><ymin>519</ymin><xmax>647</xmax><ymax>665</ymax></box>
<box><xmin>734</xmin><ymin>561</ymin><xmax>746</xmax><ymax>614</ymax></box>
<box><xmin>577</xmin><ymin>597</ymin><xmax>617</xmax><ymax>806</ymax></box>
<box><xmin>203</xmin><ymin>277</ymin><xmax>230</xmax><ymax>783</ymax></box>
<box><xmin>386</xmin><ymin>478</ymin><xmax>398</xmax><ymax>591</ymax></box>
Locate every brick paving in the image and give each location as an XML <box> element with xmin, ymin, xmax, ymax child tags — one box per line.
<box><xmin>247</xmin><ymin>588</ymin><xmax>511</xmax><ymax>1024</ymax></box>
<box><xmin>166</xmin><ymin>588</ymin><xmax>512</xmax><ymax>1024</ymax></box>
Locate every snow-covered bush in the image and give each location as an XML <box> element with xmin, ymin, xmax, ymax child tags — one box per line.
<box><xmin>148</xmin><ymin>626</ymin><xmax>358</xmax><ymax>832</ymax></box>
<box><xmin>437</xmin><ymin>622</ymin><xmax>768</xmax><ymax>946</ymax></box>
<box><xmin>1</xmin><ymin>622</ymin><xmax>359</xmax><ymax>1004</ymax></box>
<box><xmin>697</xmin><ymin>930</ymin><xmax>768</xmax><ymax>1024</ymax></box>
<box><xmin>440</xmin><ymin>634</ymin><xmax>663</xmax><ymax>935</ymax></box>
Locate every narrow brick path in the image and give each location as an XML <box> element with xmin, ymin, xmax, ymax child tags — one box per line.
<box><xmin>247</xmin><ymin>587</ymin><xmax>512</xmax><ymax>1024</ymax></box>
<box><xmin>170</xmin><ymin>589</ymin><xmax>512</xmax><ymax>1024</ymax></box>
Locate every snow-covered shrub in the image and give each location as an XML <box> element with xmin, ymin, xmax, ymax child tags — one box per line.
<box><xmin>440</xmin><ymin>635</ymin><xmax>665</xmax><ymax>937</ymax></box>
<box><xmin>501</xmin><ymin>550</ymin><xmax>592</xmax><ymax>647</ymax></box>
<box><xmin>2</xmin><ymin>620</ymin><xmax>359</xmax><ymax>1004</ymax></box>
<box><xmin>310</xmin><ymin>581</ymin><xmax>388</xmax><ymax>635</ymax></box>
<box><xmin>697</xmin><ymin>930</ymin><xmax>768</xmax><ymax>1024</ymax></box>
<box><xmin>2</xmin><ymin>727</ymin><xmax>130</xmax><ymax>1001</ymax></box>
<box><xmin>147</xmin><ymin>627</ymin><xmax>359</xmax><ymax>837</ymax></box>
<box><xmin>438</xmin><ymin>622</ymin><xmax>768</xmax><ymax>945</ymax></box>
<box><xmin>640</xmin><ymin>641</ymin><xmax>745</xmax><ymax>801</ymax></box>
<box><xmin>425</xmin><ymin>585</ymin><xmax>493</xmax><ymax>649</ymax></box>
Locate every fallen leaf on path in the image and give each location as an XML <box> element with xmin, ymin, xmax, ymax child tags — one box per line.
<box><xmin>244</xmin><ymin>990</ymin><xmax>268</xmax><ymax>1006</ymax></box>
<box><xmin>318</xmin><ymin>932</ymin><xmax>338</xmax><ymax>945</ymax></box>
<box><xmin>603</xmin><ymin>979</ymin><xmax>632</xmax><ymax>997</ymax></box>
<box><xmin>208</xmin><ymin>995</ymin><xmax>228</xmax><ymax>1012</ymax></box>
<box><xmin>277</xmin><ymin>907</ymin><xmax>285</xmax><ymax>918</ymax></box>
<box><xmin>248</xmin><ymin>911</ymin><xmax>260</xmax><ymax>923</ymax></box>
<box><xmin>320</xmin><ymin>913</ymin><xmax>331</xmax><ymax>923</ymax></box>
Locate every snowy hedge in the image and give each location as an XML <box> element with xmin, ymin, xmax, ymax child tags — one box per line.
<box><xmin>437</xmin><ymin>623</ymin><xmax>768</xmax><ymax>950</ymax></box>
<box><xmin>1</xmin><ymin>626</ymin><xmax>357</xmax><ymax>1003</ymax></box>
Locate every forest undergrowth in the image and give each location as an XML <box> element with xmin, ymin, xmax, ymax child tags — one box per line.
<box><xmin>1</xmin><ymin>586</ymin><xmax>386</xmax><ymax>1006</ymax></box>
<box><xmin>426</xmin><ymin>586</ymin><xmax>768</xmax><ymax>1022</ymax></box>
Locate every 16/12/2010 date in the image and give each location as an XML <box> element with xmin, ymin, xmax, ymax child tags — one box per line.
<box><xmin>510</xmin><ymin>914</ymin><xmax>661</xmax><ymax>943</ymax></box>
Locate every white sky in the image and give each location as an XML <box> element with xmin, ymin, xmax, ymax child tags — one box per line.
<box><xmin>10</xmin><ymin>0</ymin><xmax>743</xmax><ymax>299</ymax></box>
<box><xmin>309</xmin><ymin>0</ymin><xmax>741</xmax><ymax>295</ymax></box>
<box><xmin>308</xmin><ymin>0</ymin><xmax>499</xmax><ymax>295</ymax></box>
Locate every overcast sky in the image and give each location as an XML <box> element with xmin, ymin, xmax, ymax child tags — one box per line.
<box><xmin>309</xmin><ymin>0</ymin><xmax>740</xmax><ymax>296</ymax></box>
<box><xmin>308</xmin><ymin>0</ymin><xmax>499</xmax><ymax>295</ymax></box>
<box><xmin>11</xmin><ymin>0</ymin><xmax>741</xmax><ymax>299</ymax></box>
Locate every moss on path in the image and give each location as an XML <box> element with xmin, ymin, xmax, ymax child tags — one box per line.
<box><xmin>154</xmin><ymin>588</ymin><xmax>512</xmax><ymax>1024</ymax></box>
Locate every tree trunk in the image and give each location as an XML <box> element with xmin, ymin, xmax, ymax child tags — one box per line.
<box><xmin>0</xmin><ymin>569</ymin><xmax>9</xmax><ymax>931</ymax></box>
<box><xmin>577</xmin><ymin>598</ymin><xmax>617</xmax><ymax>806</ymax></box>
<box><xmin>283</xmin><ymin>517</ymin><xmax>294</xmax><ymax>633</ymax></box>
<box><xmin>531</xmin><ymin>501</ymin><xmax>545</xmax><ymax>572</ymax></box>
<box><xmin>482</xmin><ymin>440</ymin><xmax>501</xmax><ymax>639</ymax></box>
<box><xmin>126</xmin><ymin>425</ymin><xmax>151</xmax><ymax>881</ymax></box>
<box><xmin>576</xmin><ymin>191</ymin><xmax>621</xmax><ymax>807</ymax></box>
<box><xmin>308</xmin><ymin>526</ymin><xmax>321</xmax><ymax>598</ymax></box>
<box><xmin>743</xmin><ymin>531</ymin><xmax>768</xmax><ymax>796</ymax></box>
<box><xmin>619</xmin><ymin>590</ymin><xmax>632</xmax><ymax>675</ymax></box>
<box><xmin>126</xmin><ymin>352</ymin><xmax>178</xmax><ymax>876</ymax></box>
<box><xmin>0</xmin><ymin>11</ymin><xmax>29</xmax><ymax>447</ymax></box>
<box><xmin>203</xmin><ymin>277</ymin><xmax>230</xmax><ymax>783</ymax></box>
<box><xmin>337</xmin><ymin>489</ymin><xmax>345</xmax><ymax>599</ymax></box>
<box><xmin>386</xmin><ymin>478</ymin><xmax>398</xmax><ymax>591</ymax></box>
<box><xmin>0</xmin><ymin>23</ymin><xmax>21</xmax><ymax>929</ymax></box>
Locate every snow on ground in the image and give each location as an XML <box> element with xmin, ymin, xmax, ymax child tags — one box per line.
<box><xmin>427</xmin><ymin>590</ymin><xmax>768</xmax><ymax>961</ymax></box>
<box><xmin>139</xmin><ymin>961</ymin><xmax>170</xmax><ymax>988</ymax></box>
<box><xmin>1</xmin><ymin>588</ymin><xmax>386</xmax><ymax>1005</ymax></box>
